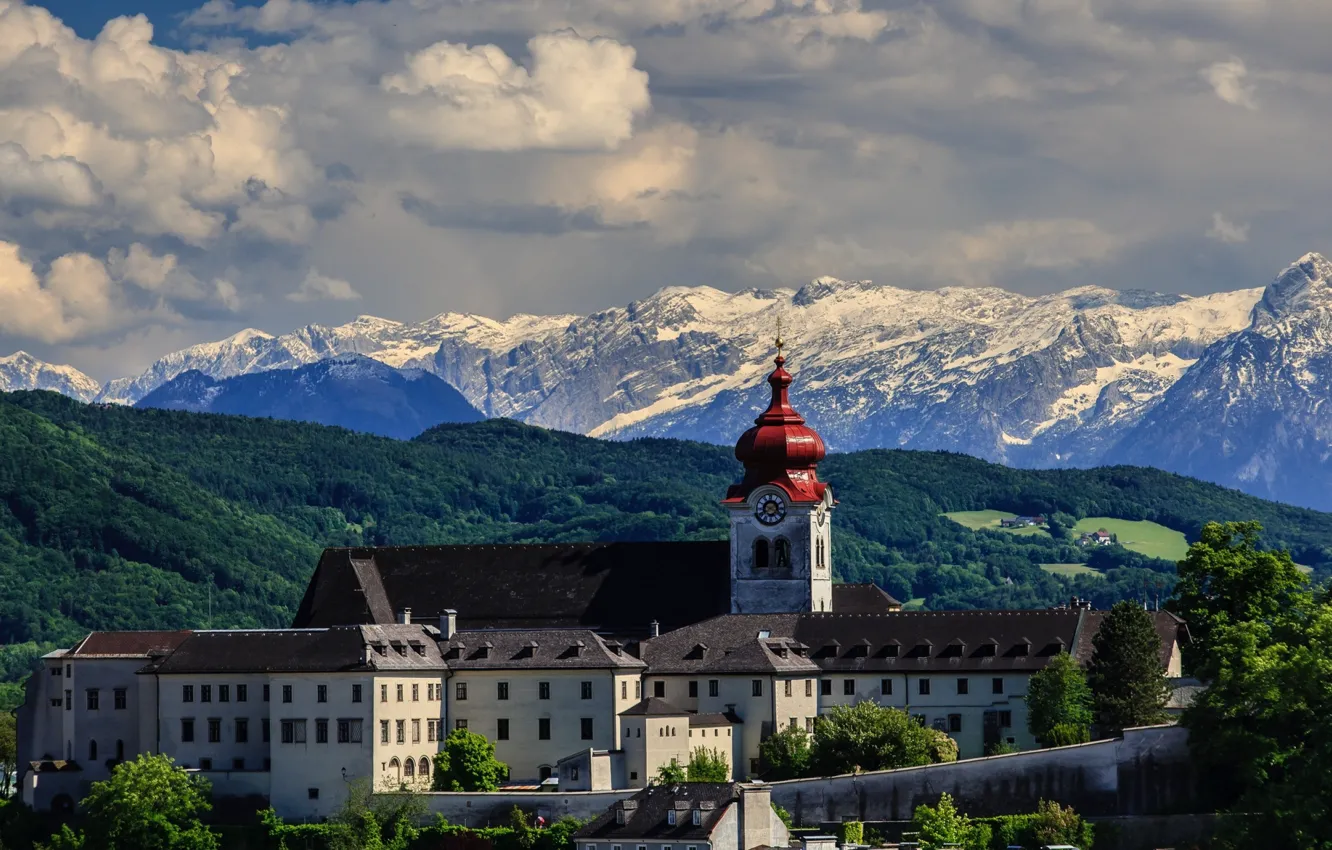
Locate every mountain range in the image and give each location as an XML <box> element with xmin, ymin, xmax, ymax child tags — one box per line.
<box><xmin>4</xmin><ymin>252</ymin><xmax>1331</xmax><ymax>509</ymax></box>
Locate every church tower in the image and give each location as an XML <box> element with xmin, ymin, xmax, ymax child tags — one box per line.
<box><xmin>723</xmin><ymin>341</ymin><xmax>834</xmax><ymax>614</ymax></box>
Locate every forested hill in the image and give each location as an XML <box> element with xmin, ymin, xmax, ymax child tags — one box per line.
<box><xmin>3</xmin><ymin>389</ymin><xmax>1331</xmax><ymax>682</ymax></box>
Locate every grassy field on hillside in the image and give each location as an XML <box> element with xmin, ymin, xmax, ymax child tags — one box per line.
<box><xmin>943</xmin><ymin>510</ymin><xmax>1051</xmax><ymax>537</ymax></box>
<box><xmin>1073</xmin><ymin>517</ymin><xmax>1189</xmax><ymax>561</ymax></box>
<box><xmin>1041</xmin><ymin>563</ymin><xmax>1104</xmax><ymax>579</ymax></box>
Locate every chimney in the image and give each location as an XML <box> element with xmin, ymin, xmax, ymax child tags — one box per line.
<box><xmin>739</xmin><ymin>783</ymin><xmax>777</xmax><ymax>850</ymax></box>
<box><xmin>649</xmin><ymin>620</ymin><xmax>660</xmax><ymax>638</ymax></box>
<box><xmin>396</xmin><ymin>608</ymin><xmax>412</xmax><ymax>625</ymax></box>
<box><xmin>440</xmin><ymin>609</ymin><xmax>457</xmax><ymax>639</ymax></box>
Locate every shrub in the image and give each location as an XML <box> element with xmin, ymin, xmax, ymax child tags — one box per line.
<box><xmin>1046</xmin><ymin>723</ymin><xmax>1091</xmax><ymax>747</ymax></box>
<box><xmin>836</xmin><ymin>821</ymin><xmax>864</xmax><ymax>846</ymax></box>
<box><xmin>911</xmin><ymin>794</ymin><xmax>989</xmax><ymax>850</ymax></box>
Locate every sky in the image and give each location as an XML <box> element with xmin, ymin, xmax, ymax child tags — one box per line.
<box><xmin>0</xmin><ymin>0</ymin><xmax>1330</xmax><ymax>381</ymax></box>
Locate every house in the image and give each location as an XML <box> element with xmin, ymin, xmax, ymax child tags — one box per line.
<box><xmin>999</xmin><ymin>516</ymin><xmax>1045</xmax><ymax>528</ymax></box>
<box><xmin>1077</xmin><ymin>530</ymin><xmax>1114</xmax><ymax>546</ymax></box>
<box><xmin>575</xmin><ymin>782</ymin><xmax>787</xmax><ymax>850</ymax></box>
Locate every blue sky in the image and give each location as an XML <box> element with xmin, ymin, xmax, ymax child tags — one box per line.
<box><xmin>1</xmin><ymin>0</ymin><xmax>1330</xmax><ymax>379</ymax></box>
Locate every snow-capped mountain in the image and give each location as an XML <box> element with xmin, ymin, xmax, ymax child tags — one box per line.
<box><xmin>0</xmin><ymin>352</ymin><xmax>100</xmax><ymax>402</ymax></box>
<box><xmin>13</xmin><ymin>252</ymin><xmax>1332</xmax><ymax>507</ymax></box>
<box><xmin>135</xmin><ymin>354</ymin><xmax>483</xmax><ymax>439</ymax></box>
<box><xmin>1109</xmin><ymin>253</ymin><xmax>1332</xmax><ymax>508</ymax></box>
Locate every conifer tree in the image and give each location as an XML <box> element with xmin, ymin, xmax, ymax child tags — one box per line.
<box><xmin>1087</xmin><ymin>601</ymin><xmax>1171</xmax><ymax>735</ymax></box>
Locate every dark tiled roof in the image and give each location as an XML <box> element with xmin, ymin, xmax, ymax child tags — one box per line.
<box><xmin>640</xmin><ymin>614</ymin><xmax>803</xmax><ymax>675</ymax></box>
<box><xmin>576</xmin><ymin>783</ymin><xmax>739</xmax><ymax>841</ymax></box>
<box><xmin>1072</xmin><ymin>610</ymin><xmax>1186</xmax><ymax>668</ymax></box>
<box><xmin>293</xmin><ymin>542</ymin><xmax>732</xmax><ymax>635</ymax></box>
<box><xmin>70</xmin><ymin>631</ymin><xmax>192</xmax><ymax>658</ymax></box>
<box><xmin>831</xmin><ymin>584</ymin><xmax>902</xmax><ymax>613</ymax></box>
<box><xmin>621</xmin><ymin>697</ymin><xmax>690</xmax><ymax>716</ymax></box>
<box><xmin>698</xmin><ymin>639</ymin><xmax>821</xmax><ymax>675</ymax></box>
<box><xmin>144</xmin><ymin>626</ymin><xmax>446</xmax><ymax>674</ymax></box>
<box><xmin>443</xmin><ymin>629</ymin><xmax>645</xmax><ymax>670</ymax></box>
<box><xmin>690</xmin><ymin>711</ymin><xmax>740</xmax><ymax>727</ymax></box>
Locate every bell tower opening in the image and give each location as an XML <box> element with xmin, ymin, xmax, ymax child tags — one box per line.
<box><xmin>722</xmin><ymin>339</ymin><xmax>834</xmax><ymax>614</ymax></box>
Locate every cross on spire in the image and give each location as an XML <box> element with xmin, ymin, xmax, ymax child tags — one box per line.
<box><xmin>775</xmin><ymin>317</ymin><xmax>785</xmax><ymax>357</ymax></box>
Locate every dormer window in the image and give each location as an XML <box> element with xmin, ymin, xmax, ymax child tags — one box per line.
<box><xmin>570</xmin><ymin>641</ymin><xmax>586</xmax><ymax>657</ymax></box>
<box><xmin>476</xmin><ymin>641</ymin><xmax>493</xmax><ymax>659</ymax></box>
<box><xmin>940</xmin><ymin>638</ymin><xmax>966</xmax><ymax>658</ymax></box>
<box><xmin>692</xmin><ymin>810</ymin><xmax>702</xmax><ymax>826</ymax></box>
<box><xmin>908</xmin><ymin>640</ymin><xmax>933</xmax><ymax>658</ymax></box>
<box><xmin>616</xmin><ymin>810</ymin><xmax>626</xmax><ymax>825</ymax></box>
<box><xmin>687</xmin><ymin>643</ymin><xmax>709</xmax><ymax>660</ymax></box>
<box><xmin>447</xmin><ymin>643</ymin><xmax>465</xmax><ymax>659</ymax></box>
<box><xmin>1013</xmin><ymin>639</ymin><xmax>1032</xmax><ymax>657</ymax></box>
<box><xmin>667</xmin><ymin>810</ymin><xmax>677</xmax><ymax>826</ymax></box>
<box><xmin>977</xmin><ymin>638</ymin><xmax>999</xmax><ymax>658</ymax></box>
<box><xmin>816</xmin><ymin>640</ymin><xmax>841</xmax><ymax>659</ymax></box>
<box><xmin>877</xmin><ymin>640</ymin><xmax>901</xmax><ymax>658</ymax></box>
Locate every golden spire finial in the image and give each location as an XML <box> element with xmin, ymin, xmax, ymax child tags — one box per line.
<box><xmin>775</xmin><ymin>316</ymin><xmax>785</xmax><ymax>357</ymax></box>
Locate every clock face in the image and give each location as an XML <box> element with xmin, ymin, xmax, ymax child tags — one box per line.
<box><xmin>755</xmin><ymin>493</ymin><xmax>786</xmax><ymax>525</ymax></box>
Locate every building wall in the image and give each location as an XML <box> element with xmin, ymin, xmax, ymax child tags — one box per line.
<box><xmin>157</xmin><ymin>673</ymin><xmax>274</xmax><ymax>773</ymax></box>
<box><xmin>369</xmin><ymin>672</ymin><xmax>446</xmax><ymax>794</ymax></box>
<box><xmin>685</xmin><ymin>725</ymin><xmax>734</xmax><ymax>778</ymax></box>
<box><xmin>693</xmin><ymin>675</ymin><xmax>778</xmax><ymax>779</ymax></box>
<box><xmin>415</xmin><ymin>789</ymin><xmax>634</xmax><ymax>826</ymax></box>
<box><xmin>446</xmin><ymin>670</ymin><xmax>622</xmax><ymax>780</ymax></box>
<box><xmin>728</xmin><ymin>489</ymin><xmax>833</xmax><ymax>615</ymax></box>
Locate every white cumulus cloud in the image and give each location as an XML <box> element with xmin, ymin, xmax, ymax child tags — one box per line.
<box><xmin>1206</xmin><ymin>213</ymin><xmax>1249</xmax><ymax>244</ymax></box>
<box><xmin>288</xmin><ymin>268</ymin><xmax>361</xmax><ymax>302</ymax></box>
<box><xmin>1203</xmin><ymin>59</ymin><xmax>1257</xmax><ymax>108</ymax></box>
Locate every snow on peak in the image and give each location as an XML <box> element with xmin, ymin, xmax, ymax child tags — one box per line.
<box><xmin>0</xmin><ymin>351</ymin><xmax>102</xmax><ymax>401</ymax></box>
<box><xmin>1257</xmin><ymin>252</ymin><xmax>1332</xmax><ymax>320</ymax></box>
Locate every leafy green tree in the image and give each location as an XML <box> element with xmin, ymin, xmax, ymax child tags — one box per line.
<box><xmin>685</xmin><ymin>748</ymin><xmax>729</xmax><ymax>782</ymax></box>
<box><xmin>1086</xmin><ymin>602</ymin><xmax>1171</xmax><ymax>735</ymax></box>
<box><xmin>431</xmin><ymin>728</ymin><xmax>508</xmax><ymax>792</ymax></box>
<box><xmin>758</xmin><ymin>725</ymin><xmax>812</xmax><ymax>780</ymax></box>
<box><xmin>1169</xmin><ymin>520</ymin><xmax>1308</xmax><ymax>676</ymax></box>
<box><xmin>1025</xmin><ymin>652</ymin><xmax>1092</xmax><ymax>745</ymax></box>
<box><xmin>810</xmin><ymin>701</ymin><xmax>943</xmax><ymax>775</ymax></box>
<box><xmin>910</xmin><ymin>793</ymin><xmax>990</xmax><ymax>850</ymax></box>
<box><xmin>41</xmin><ymin>754</ymin><xmax>218</xmax><ymax>850</ymax></box>
<box><xmin>0</xmin><ymin>712</ymin><xmax>16</xmax><ymax>798</ymax></box>
<box><xmin>655</xmin><ymin>760</ymin><xmax>686</xmax><ymax>785</ymax></box>
<box><xmin>923</xmin><ymin>728</ymin><xmax>958</xmax><ymax>763</ymax></box>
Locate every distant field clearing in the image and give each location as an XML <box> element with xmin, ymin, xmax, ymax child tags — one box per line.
<box><xmin>1041</xmin><ymin>563</ymin><xmax>1104</xmax><ymax>579</ymax></box>
<box><xmin>1073</xmin><ymin>517</ymin><xmax>1189</xmax><ymax>561</ymax></box>
<box><xmin>942</xmin><ymin>510</ymin><xmax>1050</xmax><ymax>537</ymax></box>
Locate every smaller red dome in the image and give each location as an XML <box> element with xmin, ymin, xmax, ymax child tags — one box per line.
<box><xmin>724</xmin><ymin>355</ymin><xmax>830</xmax><ymax>504</ymax></box>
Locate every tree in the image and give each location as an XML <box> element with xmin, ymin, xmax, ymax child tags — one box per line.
<box><xmin>685</xmin><ymin>747</ymin><xmax>729</xmax><ymax>782</ymax></box>
<box><xmin>1086</xmin><ymin>601</ymin><xmax>1172</xmax><ymax>735</ymax></box>
<box><xmin>41</xmin><ymin>754</ymin><xmax>218</xmax><ymax>850</ymax></box>
<box><xmin>655</xmin><ymin>760</ymin><xmax>686</xmax><ymax>785</ymax></box>
<box><xmin>431</xmin><ymin>728</ymin><xmax>508</xmax><ymax>792</ymax></box>
<box><xmin>758</xmin><ymin>725</ymin><xmax>812</xmax><ymax>779</ymax></box>
<box><xmin>0</xmin><ymin>712</ymin><xmax>16</xmax><ymax>798</ymax></box>
<box><xmin>1025</xmin><ymin>652</ymin><xmax>1092</xmax><ymax>745</ymax></box>
<box><xmin>810</xmin><ymin>701</ymin><xmax>942</xmax><ymax>776</ymax></box>
<box><xmin>910</xmin><ymin>793</ymin><xmax>990</xmax><ymax>850</ymax></box>
<box><xmin>1169</xmin><ymin>520</ymin><xmax>1308</xmax><ymax>677</ymax></box>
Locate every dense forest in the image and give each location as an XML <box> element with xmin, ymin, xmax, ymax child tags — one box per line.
<box><xmin>3</xmin><ymin>389</ymin><xmax>1331</xmax><ymax>683</ymax></box>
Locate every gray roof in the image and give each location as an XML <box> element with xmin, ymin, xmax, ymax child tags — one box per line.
<box><xmin>620</xmin><ymin>697</ymin><xmax>690</xmax><ymax>716</ymax></box>
<box><xmin>143</xmin><ymin>625</ymin><xmax>446</xmax><ymax>674</ymax></box>
<box><xmin>443</xmin><ymin>629</ymin><xmax>646</xmax><ymax>671</ymax></box>
<box><xmin>576</xmin><ymin>783</ymin><xmax>739</xmax><ymax>841</ymax></box>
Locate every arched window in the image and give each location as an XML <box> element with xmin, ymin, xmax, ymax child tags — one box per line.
<box><xmin>404</xmin><ymin>758</ymin><xmax>415</xmax><ymax>778</ymax></box>
<box><xmin>88</xmin><ymin>739</ymin><xmax>97</xmax><ymax>761</ymax></box>
<box><xmin>754</xmin><ymin>538</ymin><xmax>770</xmax><ymax>571</ymax></box>
<box><xmin>388</xmin><ymin>757</ymin><xmax>401</xmax><ymax>780</ymax></box>
<box><xmin>774</xmin><ymin>538</ymin><xmax>791</xmax><ymax>570</ymax></box>
<box><xmin>419</xmin><ymin>756</ymin><xmax>431</xmax><ymax>779</ymax></box>
<box><xmin>115</xmin><ymin>740</ymin><xmax>124</xmax><ymax>761</ymax></box>
<box><xmin>539</xmin><ymin>765</ymin><xmax>553</xmax><ymax>780</ymax></box>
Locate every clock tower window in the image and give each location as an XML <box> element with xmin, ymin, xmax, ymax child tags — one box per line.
<box><xmin>774</xmin><ymin>538</ymin><xmax>791</xmax><ymax>571</ymax></box>
<box><xmin>754</xmin><ymin>539</ymin><xmax>770</xmax><ymax>571</ymax></box>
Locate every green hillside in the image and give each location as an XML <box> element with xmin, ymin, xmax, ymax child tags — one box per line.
<box><xmin>3</xmin><ymin>390</ymin><xmax>1331</xmax><ymax>681</ymax></box>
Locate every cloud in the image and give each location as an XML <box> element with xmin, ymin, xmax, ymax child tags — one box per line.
<box><xmin>0</xmin><ymin>143</ymin><xmax>105</xmax><ymax>209</ymax></box>
<box><xmin>287</xmin><ymin>268</ymin><xmax>361</xmax><ymax>302</ymax></box>
<box><xmin>1206</xmin><ymin>213</ymin><xmax>1249</xmax><ymax>244</ymax></box>
<box><xmin>1202</xmin><ymin>59</ymin><xmax>1257</xmax><ymax>108</ymax></box>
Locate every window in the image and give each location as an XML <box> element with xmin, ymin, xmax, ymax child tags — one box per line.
<box><xmin>789</xmin><ymin>717</ymin><xmax>798</xmax><ymax>729</ymax></box>
<box><xmin>497</xmin><ymin>718</ymin><xmax>509</xmax><ymax>740</ymax></box>
<box><xmin>999</xmin><ymin>710</ymin><xmax>1012</xmax><ymax>728</ymax></box>
<box><xmin>238</xmin><ymin>684</ymin><xmax>248</xmax><ymax>702</ymax></box>
<box><xmin>115</xmin><ymin>740</ymin><xmax>124</xmax><ymax>761</ymax></box>
<box><xmin>396</xmin><ymin>719</ymin><xmax>406</xmax><ymax>744</ymax></box>
<box><xmin>668</xmin><ymin>810</ymin><xmax>677</xmax><ymax>826</ymax></box>
<box><xmin>689</xmin><ymin>680</ymin><xmax>699</xmax><ymax>698</ymax></box>
<box><xmin>653</xmin><ymin>681</ymin><xmax>665</xmax><ymax>698</ymax></box>
<box><xmin>86</xmin><ymin>689</ymin><xmax>99</xmax><ymax>710</ymax></box>
<box><xmin>308</xmin><ymin>788</ymin><xmax>320</xmax><ymax>801</ymax></box>
<box><xmin>381</xmin><ymin>720</ymin><xmax>390</xmax><ymax>744</ymax></box>
<box><xmin>338</xmin><ymin>719</ymin><xmax>362</xmax><ymax>743</ymax></box>
<box><xmin>51</xmin><ymin>667</ymin><xmax>60</xmax><ymax>678</ymax></box>
<box><xmin>65</xmin><ymin>664</ymin><xmax>71</xmax><ymax>678</ymax></box>
<box><xmin>539</xmin><ymin>682</ymin><xmax>550</xmax><ymax>700</ymax></box>
<box><xmin>413</xmin><ymin>684</ymin><xmax>420</xmax><ymax>702</ymax></box>
<box><xmin>263</xmin><ymin>684</ymin><xmax>270</xmax><ymax>702</ymax></box>
<box><xmin>208</xmin><ymin>719</ymin><xmax>221</xmax><ymax>743</ymax></box>
<box><xmin>843</xmin><ymin>679</ymin><xmax>855</xmax><ymax>696</ymax></box>
<box><xmin>404</xmin><ymin>758</ymin><xmax>416</xmax><ymax>779</ymax></box>
<box><xmin>352</xmin><ymin>684</ymin><xmax>362</xmax><ymax>703</ymax></box>
<box><xmin>752</xmin><ymin>680</ymin><xmax>763</xmax><ymax>697</ymax></box>
<box><xmin>498</xmin><ymin>682</ymin><xmax>509</xmax><ymax>700</ymax></box>
<box><xmin>456</xmin><ymin>682</ymin><xmax>468</xmax><ymax>701</ymax></box>
<box><xmin>183</xmin><ymin>685</ymin><xmax>194</xmax><ymax>703</ymax></box>
<box><xmin>65</xmin><ymin>689</ymin><xmax>71</xmax><ymax>711</ymax></box>
<box><xmin>581</xmin><ymin>681</ymin><xmax>593</xmax><ymax>700</ymax></box>
<box><xmin>805</xmin><ymin>717</ymin><xmax>814</xmax><ymax>732</ymax></box>
<box><xmin>232</xmin><ymin>758</ymin><xmax>244</xmax><ymax>770</ymax></box>
<box><xmin>236</xmin><ymin>719</ymin><xmax>249</xmax><ymax>743</ymax></box>
<box><xmin>774</xmin><ymin>537</ymin><xmax>791</xmax><ymax>569</ymax></box>
<box><xmin>281</xmin><ymin>719</ymin><xmax>307</xmax><ymax>744</ymax></box>
<box><xmin>412</xmin><ymin>719</ymin><xmax>420</xmax><ymax>743</ymax></box>
<box><xmin>219</xmin><ymin>684</ymin><xmax>230</xmax><ymax>703</ymax></box>
<box><xmin>317</xmin><ymin>719</ymin><xmax>329</xmax><ymax>744</ymax></box>
<box><xmin>455</xmin><ymin>719</ymin><xmax>468</xmax><ymax>730</ymax></box>
<box><xmin>881</xmin><ymin>679</ymin><xmax>893</xmax><ymax>696</ymax></box>
<box><xmin>754</xmin><ymin>538</ymin><xmax>770</xmax><ymax>570</ymax></box>
<box><xmin>948</xmin><ymin>714</ymin><xmax>962</xmax><ymax>733</ymax></box>
<box><xmin>709</xmin><ymin>680</ymin><xmax>719</xmax><ymax>697</ymax></box>
<box><xmin>621</xmin><ymin>680</ymin><xmax>627</xmax><ymax>699</ymax></box>
<box><xmin>382</xmin><ymin>684</ymin><xmax>388</xmax><ymax>703</ymax></box>
<box><xmin>784</xmin><ymin>680</ymin><xmax>792</xmax><ymax>697</ymax></box>
<box><xmin>693</xmin><ymin>809</ymin><xmax>702</xmax><ymax>826</ymax></box>
<box><xmin>581</xmin><ymin>718</ymin><xmax>593</xmax><ymax>740</ymax></box>
<box><xmin>318</xmin><ymin>685</ymin><xmax>328</xmax><ymax>703</ymax></box>
<box><xmin>428</xmin><ymin>720</ymin><xmax>437</xmax><ymax>742</ymax></box>
<box><xmin>282</xmin><ymin>685</ymin><xmax>292</xmax><ymax>704</ymax></box>
<box><xmin>262</xmin><ymin>719</ymin><xmax>270</xmax><ymax>743</ymax></box>
<box><xmin>264</xmin><ymin>758</ymin><xmax>271</xmax><ymax>771</ymax></box>
<box><xmin>635</xmin><ymin>681</ymin><xmax>641</xmax><ymax>698</ymax></box>
<box><xmin>199</xmin><ymin>758</ymin><xmax>212</xmax><ymax>770</ymax></box>
<box><xmin>181</xmin><ymin>719</ymin><xmax>195</xmax><ymax>742</ymax></box>
<box><xmin>805</xmin><ymin>679</ymin><xmax>813</xmax><ymax>697</ymax></box>
<box><xmin>957</xmin><ymin>678</ymin><xmax>969</xmax><ymax>695</ymax></box>
<box><xmin>396</xmin><ymin>684</ymin><xmax>404</xmax><ymax>702</ymax></box>
<box><xmin>820</xmin><ymin>680</ymin><xmax>832</xmax><ymax>696</ymax></box>
<box><xmin>539</xmin><ymin>718</ymin><xmax>551</xmax><ymax>740</ymax></box>
<box><xmin>992</xmin><ymin>677</ymin><xmax>1004</xmax><ymax>695</ymax></box>
<box><xmin>919</xmin><ymin>679</ymin><xmax>931</xmax><ymax>696</ymax></box>
<box><xmin>89</xmin><ymin>739</ymin><xmax>97</xmax><ymax>761</ymax></box>
<box><xmin>201</xmin><ymin>685</ymin><xmax>212</xmax><ymax>703</ymax></box>
<box><xmin>750</xmin><ymin>758</ymin><xmax>760</xmax><ymax>774</ymax></box>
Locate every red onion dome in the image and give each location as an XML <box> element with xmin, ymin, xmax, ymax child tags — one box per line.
<box><xmin>725</xmin><ymin>355</ymin><xmax>829</xmax><ymax>504</ymax></box>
